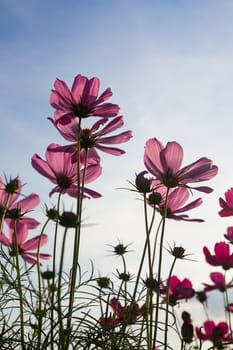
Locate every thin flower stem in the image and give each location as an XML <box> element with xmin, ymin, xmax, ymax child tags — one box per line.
<box><xmin>66</xmin><ymin>118</ymin><xmax>88</xmax><ymax>348</ymax></box>
<box><xmin>57</xmin><ymin>227</ymin><xmax>68</xmax><ymax>348</ymax></box>
<box><xmin>50</xmin><ymin>192</ymin><xmax>62</xmax><ymax>350</ymax></box>
<box><xmin>224</xmin><ymin>271</ymin><xmax>232</xmax><ymax>335</ymax></box>
<box><xmin>120</xmin><ymin>254</ymin><xmax>128</xmax><ymax>301</ymax></box>
<box><xmin>151</xmin><ymin>218</ymin><xmax>163</xmax><ymax>267</ymax></box>
<box><xmin>13</xmin><ymin>220</ymin><xmax>26</xmax><ymax>350</ymax></box>
<box><xmin>36</xmin><ymin>217</ymin><xmax>50</xmax><ymax>350</ymax></box>
<box><xmin>132</xmin><ymin>194</ymin><xmax>156</xmax><ymax>302</ymax></box>
<box><xmin>144</xmin><ymin>193</ymin><xmax>153</xmax><ymax>280</ymax></box>
<box><xmin>0</xmin><ymin>193</ymin><xmax>10</xmax><ymax>234</ymax></box>
<box><xmin>144</xmin><ymin>201</ymin><xmax>154</xmax><ymax>350</ymax></box>
<box><xmin>164</xmin><ymin>257</ymin><xmax>177</xmax><ymax>347</ymax></box>
<box><xmin>172</xmin><ymin>307</ymin><xmax>183</xmax><ymax>344</ymax></box>
<box><xmin>153</xmin><ymin>187</ymin><xmax>169</xmax><ymax>350</ymax></box>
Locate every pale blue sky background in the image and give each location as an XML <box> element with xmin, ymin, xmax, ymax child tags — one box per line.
<box><xmin>1</xmin><ymin>0</ymin><xmax>233</xmax><ymax>331</ymax></box>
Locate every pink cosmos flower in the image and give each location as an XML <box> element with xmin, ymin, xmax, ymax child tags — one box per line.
<box><xmin>48</xmin><ymin>114</ymin><xmax>132</xmax><ymax>158</ymax></box>
<box><xmin>148</xmin><ymin>187</ymin><xmax>204</xmax><ymax>222</ymax></box>
<box><xmin>203</xmin><ymin>242</ymin><xmax>233</xmax><ymax>270</ymax></box>
<box><xmin>224</xmin><ymin>226</ymin><xmax>233</xmax><ymax>244</ymax></box>
<box><xmin>203</xmin><ymin>272</ymin><xmax>233</xmax><ymax>292</ymax></box>
<box><xmin>109</xmin><ymin>297</ymin><xmax>142</xmax><ymax>324</ymax></box>
<box><xmin>50</xmin><ymin>74</ymin><xmax>120</xmax><ymax>122</ymax></box>
<box><xmin>99</xmin><ymin>297</ymin><xmax>143</xmax><ymax>328</ymax></box>
<box><xmin>158</xmin><ymin>275</ymin><xmax>195</xmax><ymax>306</ymax></box>
<box><xmin>196</xmin><ymin>320</ymin><xmax>230</xmax><ymax>345</ymax></box>
<box><xmin>144</xmin><ymin>138</ymin><xmax>218</xmax><ymax>193</ymax></box>
<box><xmin>31</xmin><ymin>143</ymin><xmax>102</xmax><ymax>198</ymax></box>
<box><xmin>219</xmin><ymin>188</ymin><xmax>233</xmax><ymax>217</ymax></box>
<box><xmin>0</xmin><ymin>221</ymin><xmax>50</xmax><ymax>264</ymax></box>
<box><xmin>0</xmin><ymin>177</ymin><xmax>40</xmax><ymax>228</ymax></box>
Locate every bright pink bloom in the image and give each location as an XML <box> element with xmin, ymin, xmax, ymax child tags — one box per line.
<box><xmin>203</xmin><ymin>272</ymin><xmax>233</xmax><ymax>292</ymax></box>
<box><xmin>219</xmin><ymin>188</ymin><xmax>233</xmax><ymax>217</ymax></box>
<box><xmin>49</xmin><ymin>114</ymin><xmax>132</xmax><ymax>157</ymax></box>
<box><xmin>144</xmin><ymin>138</ymin><xmax>218</xmax><ymax>193</ymax></box>
<box><xmin>0</xmin><ymin>177</ymin><xmax>40</xmax><ymax>228</ymax></box>
<box><xmin>50</xmin><ymin>74</ymin><xmax>120</xmax><ymax>122</ymax></box>
<box><xmin>0</xmin><ymin>221</ymin><xmax>50</xmax><ymax>264</ymax></box>
<box><xmin>158</xmin><ymin>275</ymin><xmax>195</xmax><ymax>306</ymax></box>
<box><xmin>203</xmin><ymin>242</ymin><xmax>233</xmax><ymax>270</ymax></box>
<box><xmin>224</xmin><ymin>226</ymin><xmax>233</xmax><ymax>244</ymax></box>
<box><xmin>31</xmin><ymin>143</ymin><xmax>102</xmax><ymax>198</ymax></box>
<box><xmin>149</xmin><ymin>187</ymin><xmax>204</xmax><ymax>222</ymax></box>
<box><xmin>196</xmin><ymin>320</ymin><xmax>230</xmax><ymax>345</ymax></box>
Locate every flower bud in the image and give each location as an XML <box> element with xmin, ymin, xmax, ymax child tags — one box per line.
<box><xmin>148</xmin><ymin>192</ymin><xmax>163</xmax><ymax>206</ymax></box>
<box><xmin>135</xmin><ymin>171</ymin><xmax>153</xmax><ymax>193</ymax></box>
<box><xmin>171</xmin><ymin>246</ymin><xmax>186</xmax><ymax>259</ymax></box>
<box><xmin>113</xmin><ymin>243</ymin><xmax>128</xmax><ymax>256</ymax></box>
<box><xmin>196</xmin><ymin>290</ymin><xmax>207</xmax><ymax>304</ymax></box>
<box><xmin>59</xmin><ymin>211</ymin><xmax>78</xmax><ymax>228</ymax></box>
<box><xmin>181</xmin><ymin>322</ymin><xmax>193</xmax><ymax>343</ymax></box>
<box><xmin>5</xmin><ymin>177</ymin><xmax>19</xmax><ymax>194</ymax></box>
<box><xmin>97</xmin><ymin>277</ymin><xmax>111</xmax><ymax>289</ymax></box>
<box><xmin>41</xmin><ymin>270</ymin><xmax>55</xmax><ymax>280</ymax></box>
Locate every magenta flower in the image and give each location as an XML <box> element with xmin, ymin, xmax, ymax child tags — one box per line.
<box><xmin>149</xmin><ymin>187</ymin><xmax>204</xmax><ymax>222</ymax></box>
<box><xmin>49</xmin><ymin>114</ymin><xmax>132</xmax><ymax>157</ymax></box>
<box><xmin>0</xmin><ymin>177</ymin><xmax>40</xmax><ymax>228</ymax></box>
<box><xmin>109</xmin><ymin>297</ymin><xmax>142</xmax><ymax>324</ymax></box>
<box><xmin>99</xmin><ymin>297</ymin><xmax>143</xmax><ymax>328</ymax></box>
<box><xmin>203</xmin><ymin>272</ymin><xmax>233</xmax><ymax>292</ymax></box>
<box><xmin>219</xmin><ymin>188</ymin><xmax>233</xmax><ymax>217</ymax></box>
<box><xmin>203</xmin><ymin>242</ymin><xmax>233</xmax><ymax>270</ymax></box>
<box><xmin>159</xmin><ymin>275</ymin><xmax>195</xmax><ymax>306</ymax></box>
<box><xmin>224</xmin><ymin>226</ymin><xmax>233</xmax><ymax>244</ymax></box>
<box><xmin>50</xmin><ymin>74</ymin><xmax>120</xmax><ymax>122</ymax></box>
<box><xmin>31</xmin><ymin>143</ymin><xmax>102</xmax><ymax>198</ymax></box>
<box><xmin>196</xmin><ymin>320</ymin><xmax>230</xmax><ymax>346</ymax></box>
<box><xmin>144</xmin><ymin>138</ymin><xmax>218</xmax><ymax>193</ymax></box>
<box><xmin>0</xmin><ymin>221</ymin><xmax>50</xmax><ymax>264</ymax></box>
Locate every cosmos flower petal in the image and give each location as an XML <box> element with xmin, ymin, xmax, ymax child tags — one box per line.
<box><xmin>144</xmin><ymin>138</ymin><xmax>164</xmax><ymax>177</ymax></box>
<box><xmin>95</xmin><ymin>144</ymin><xmax>126</xmax><ymax>156</ymax></box>
<box><xmin>22</xmin><ymin>234</ymin><xmax>48</xmax><ymax>251</ymax></box>
<box><xmin>0</xmin><ymin>233</ymin><xmax>11</xmax><ymax>246</ymax></box>
<box><xmin>31</xmin><ymin>154</ymin><xmax>56</xmax><ymax>182</ymax></box>
<box><xmin>71</xmin><ymin>74</ymin><xmax>88</xmax><ymax>103</ymax></box>
<box><xmin>16</xmin><ymin>194</ymin><xmax>40</xmax><ymax>212</ymax></box>
<box><xmin>160</xmin><ymin>142</ymin><xmax>183</xmax><ymax>173</ymax></box>
<box><xmin>94</xmin><ymin>116</ymin><xmax>124</xmax><ymax>136</ymax></box>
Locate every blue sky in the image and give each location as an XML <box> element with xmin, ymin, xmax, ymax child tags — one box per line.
<box><xmin>1</xmin><ymin>0</ymin><xmax>233</xmax><ymax>331</ymax></box>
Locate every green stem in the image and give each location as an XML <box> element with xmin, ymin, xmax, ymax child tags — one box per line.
<box><xmin>153</xmin><ymin>188</ymin><xmax>169</xmax><ymax>350</ymax></box>
<box><xmin>164</xmin><ymin>257</ymin><xmax>177</xmax><ymax>348</ymax></box>
<box><xmin>132</xmin><ymin>194</ymin><xmax>156</xmax><ymax>301</ymax></box>
<box><xmin>13</xmin><ymin>220</ymin><xmax>26</xmax><ymax>350</ymax></box>
<box><xmin>66</xmin><ymin>119</ymin><xmax>89</xmax><ymax>348</ymax></box>
<box><xmin>57</xmin><ymin>227</ymin><xmax>68</xmax><ymax>348</ymax></box>
<box><xmin>36</xmin><ymin>218</ymin><xmax>50</xmax><ymax>350</ymax></box>
<box><xmin>224</xmin><ymin>271</ymin><xmax>232</xmax><ymax>335</ymax></box>
<box><xmin>50</xmin><ymin>192</ymin><xmax>62</xmax><ymax>350</ymax></box>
